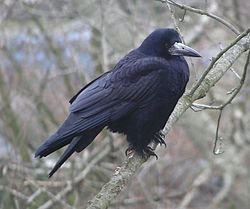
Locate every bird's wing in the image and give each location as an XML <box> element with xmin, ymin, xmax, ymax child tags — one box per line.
<box><xmin>69</xmin><ymin>72</ymin><xmax>110</xmax><ymax>104</ymax></box>
<box><xmin>67</xmin><ymin>58</ymin><xmax>166</xmax><ymax>131</ymax></box>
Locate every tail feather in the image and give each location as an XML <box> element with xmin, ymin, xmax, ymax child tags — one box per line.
<box><xmin>35</xmin><ymin>133</ymin><xmax>72</xmax><ymax>158</ymax></box>
<box><xmin>75</xmin><ymin>126</ymin><xmax>104</xmax><ymax>152</ymax></box>
<box><xmin>48</xmin><ymin>127</ymin><xmax>103</xmax><ymax>177</ymax></box>
<box><xmin>35</xmin><ymin>126</ymin><xmax>104</xmax><ymax>177</ymax></box>
<box><xmin>48</xmin><ymin>137</ymin><xmax>80</xmax><ymax>177</ymax></box>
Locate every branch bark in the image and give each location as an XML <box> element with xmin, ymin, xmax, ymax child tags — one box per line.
<box><xmin>86</xmin><ymin>29</ymin><xmax>250</xmax><ymax>209</ymax></box>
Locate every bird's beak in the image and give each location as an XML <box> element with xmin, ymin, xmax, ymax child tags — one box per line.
<box><xmin>169</xmin><ymin>42</ymin><xmax>201</xmax><ymax>57</ymax></box>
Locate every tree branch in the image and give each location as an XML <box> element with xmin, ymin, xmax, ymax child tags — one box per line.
<box><xmin>157</xmin><ymin>0</ymin><xmax>241</xmax><ymax>35</ymax></box>
<box><xmin>86</xmin><ymin>29</ymin><xmax>250</xmax><ymax>209</ymax></box>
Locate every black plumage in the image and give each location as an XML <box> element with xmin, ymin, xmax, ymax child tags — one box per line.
<box><xmin>35</xmin><ymin>28</ymin><xmax>201</xmax><ymax>177</ymax></box>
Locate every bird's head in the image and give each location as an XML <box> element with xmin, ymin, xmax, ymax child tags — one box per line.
<box><xmin>139</xmin><ymin>28</ymin><xmax>201</xmax><ymax>59</ymax></box>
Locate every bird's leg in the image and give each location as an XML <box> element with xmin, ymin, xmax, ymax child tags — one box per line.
<box><xmin>154</xmin><ymin>131</ymin><xmax>167</xmax><ymax>148</ymax></box>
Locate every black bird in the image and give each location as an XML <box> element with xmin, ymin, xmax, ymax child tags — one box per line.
<box><xmin>35</xmin><ymin>28</ymin><xmax>201</xmax><ymax>177</ymax></box>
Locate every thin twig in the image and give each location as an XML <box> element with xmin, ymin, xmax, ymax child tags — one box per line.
<box><xmin>137</xmin><ymin>176</ymin><xmax>157</xmax><ymax>209</ymax></box>
<box><xmin>189</xmin><ymin>28</ymin><xmax>250</xmax><ymax>96</ymax></box>
<box><xmin>192</xmin><ymin>49</ymin><xmax>249</xmax><ymax>111</ymax></box>
<box><xmin>209</xmin><ymin>171</ymin><xmax>233</xmax><ymax>207</ymax></box>
<box><xmin>0</xmin><ymin>185</ymin><xmax>29</xmax><ymax>201</ymax></box>
<box><xmin>229</xmin><ymin>67</ymin><xmax>241</xmax><ymax>80</ymax></box>
<box><xmin>27</xmin><ymin>189</ymin><xmax>43</xmax><ymax>204</ymax></box>
<box><xmin>166</xmin><ymin>2</ymin><xmax>181</xmax><ymax>36</ymax></box>
<box><xmin>26</xmin><ymin>179</ymin><xmax>75</xmax><ymax>209</ymax></box>
<box><xmin>179</xmin><ymin>167</ymin><xmax>211</xmax><ymax>208</ymax></box>
<box><xmin>37</xmin><ymin>145</ymin><xmax>111</xmax><ymax>209</ymax></box>
<box><xmin>192</xmin><ymin>49</ymin><xmax>250</xmax><ymax>155</ymax></box>
<box><xmin>157</xmin><ymin>0</ymin><xmax>240</xmax><ymax>35</ymax></box>
<box><xmin>213</xmin><ymin>109</ymin><xmax>224</xmax><ymax>155</ymax></box>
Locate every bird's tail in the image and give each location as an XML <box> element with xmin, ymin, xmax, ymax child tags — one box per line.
<box><xmin>48</xmin><ymin>136</ymin><xmax>80</xmax><ymax>177</ymax></box>
<box><xmin>35</xmin><ymin>133</ymin><xmax>73</xmax><ymax>158</ymax></box>
<box><xmin>35</xmin><ymin>126</ymin><xmax>103</xmax><ymax>177</ymax></box>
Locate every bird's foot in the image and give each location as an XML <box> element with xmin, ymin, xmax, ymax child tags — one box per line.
<box><xmin>125</xmin><ymin>145</ymin><xmax>158</xmax><ymax>160</ymax></box>
<box><xmin>143</xmin><ymin>146</ymin><xmax>158</xmax><ymax>160</ymax></box>
<box><xmin>125</xmin><ymin>145</ymin><xmax>135</xmax><ymax>157</ymax></box>
<box><xmin>154</xmin><ymin>131</ymin><xmax>167</xmax><ymax>148</ymax></box>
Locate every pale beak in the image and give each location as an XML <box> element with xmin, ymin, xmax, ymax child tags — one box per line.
<box><xmin>169</xmin><ymin>42</ymin><xmax>201</xmax><ymax>57</ymax></box>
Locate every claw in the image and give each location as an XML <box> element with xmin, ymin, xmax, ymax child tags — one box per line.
<box><xmin>150</xmin><ymin>152</ymin><xmax>158</xmax><ymax>160</ymax></box>
<box><xmin>144</xmin><ymin>146</ymin><xmax>158</xmax><ymax>159</ymax></box>
<box><xmin>154</xmin><ymin>131</ymin><xmax>167</xmax><ymax>148</ymax></box>
<box><xmin>125</xmin><ymin>145</ymin><xmax>134</xmax><ymax>156</ymax></box>
<box><xmin>126</xmin><ymin>145</ymin><xmax>159</xmax><ymax>159</ymax></box>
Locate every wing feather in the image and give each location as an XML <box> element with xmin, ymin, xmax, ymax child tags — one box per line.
<box><xmin>61</xmin><ymin>57</ymin><xmax>168</xmax><ymax>136</ymax></box>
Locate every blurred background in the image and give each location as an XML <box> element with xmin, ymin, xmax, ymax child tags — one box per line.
<box><xmin>0</xmin><ymin>0</ymin><xmax>249</xmax><ymax>208</ymax></box>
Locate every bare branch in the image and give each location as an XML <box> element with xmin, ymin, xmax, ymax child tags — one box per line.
<box><xmin>36</xmin><ymin>145</ymin><xmax>111</xmax><ymax>209</ymax></box>
<box><xmin>166</xmin><ymin>2</ymin><xmax>181</xmax><ymax>36</ymax></box>
<box><xmin>179</xmin><ymin>167</ymin><xmax>211</xmax><ymax>208</ymax></box>
<box><xmin>209</xmin><ymin>171</ymin><xmax>233</xmax><ymax>207</ymax></box>
<box><xmin>87</xmin><ymin>153</ymin><xmax>147</xmax><ymax>209</ymax></box>
<box><xmin>192</xmin><ymin>49</ymin><xmax>249</xmax><ymax>154</ymax></box>
<box><xmin>213</xmin><ymin>109</ymin><xmax>224</xmax><ymax>155</ymax></box>
<box><xmin>189</xmin><ymin>28</ymin><xmax>250</xmax><ymax>96</ymax></box>
<box><xmin>0</xmin><ymin>185</ymin><xmax>28</xmax><ymax>201</ymax></box>
<box><xmin>158</xmin><ymin>0</ymin><xmax>240</xmax><ymax>35</ymax></box>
